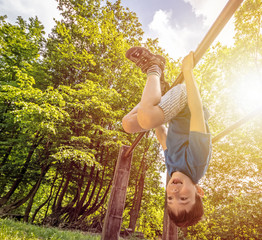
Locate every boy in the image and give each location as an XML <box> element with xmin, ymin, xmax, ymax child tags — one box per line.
<box><xmin>122</xmin><ymin>47</ymin><xmax>212</xmax><ymax>227</ymax></box>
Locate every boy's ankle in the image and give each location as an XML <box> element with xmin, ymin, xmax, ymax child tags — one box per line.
<box><xmin>147</xmin><ymin>65</ymin><xmax>162</xmax><ymax>78</ymax></box>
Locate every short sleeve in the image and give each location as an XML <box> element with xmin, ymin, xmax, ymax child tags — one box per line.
<box><xmin>186</xmin><ymin>131</ymin><xmax>212</xmax><ymax>183</ymax></box>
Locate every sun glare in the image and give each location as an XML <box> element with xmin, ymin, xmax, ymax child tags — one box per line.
<box><xmin>233</xmin><ymin>70</ymin><xmax>262</xmax><ymax>112</ymax></box>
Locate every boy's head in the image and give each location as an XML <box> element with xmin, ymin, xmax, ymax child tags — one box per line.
<box><xmin>166</xmin><ymin>171</ymin><xmax>204</xmax><ymax>227</ymax></box>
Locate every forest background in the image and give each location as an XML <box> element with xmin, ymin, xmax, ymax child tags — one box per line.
<box><xmin>0</xmin><ymin>0</ymin><xmax>261</xmax><ymax>239</ymax></box>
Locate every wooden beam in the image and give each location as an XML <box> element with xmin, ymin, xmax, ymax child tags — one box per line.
<box><xmin>125</xmin><ymin>132</ymin><xmax>145</xmax><ymax>157</ymax></box>
<box><xmin>104</xmin><ymin>1</ymin><xmax>246</xmax><ymax>239</ymax></box>
<box><xmin>212</xmin><ymin>106</ymin><xmax>262</xmax><ymax>143</ymax></box>
<box><xmin>162</xmin><ymin>173</ymin><xmax>178</xmax><ymax>240</ymax></box>
<box><xmin>102</xmin><ymin>146</ymin><xmax>133</xmax><ymax>240</ymax></box>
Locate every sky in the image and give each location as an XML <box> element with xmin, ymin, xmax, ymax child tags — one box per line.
<box><xmin>0</xmin><ymin>0</ymin><xmax>237</xmax><ymax>60</ymax></box>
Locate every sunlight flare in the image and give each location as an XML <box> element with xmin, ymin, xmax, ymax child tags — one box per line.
<box><xmin>233</xmin><ymin>70</ymin><xmax>262</xmax><ymax>111</ymax></box>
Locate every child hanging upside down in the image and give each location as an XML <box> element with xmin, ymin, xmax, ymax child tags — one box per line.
<box><xmin>122</xmin><ymin>47</ymin><xmax>212</xmax><ymax>227</ymax></box>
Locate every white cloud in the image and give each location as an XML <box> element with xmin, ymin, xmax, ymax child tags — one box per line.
<box><xmin>183</xmin><ymin>0</ymin><xmax>228</xmax><ymax>26</ymax></box>
<box><xmin>148</xmin><ymin>1</ymin><xmax>237</xmax><ymax>59</ymax></box>
<box><xmin>183</xmin><ymin>0</ymin><xmax>236</xmax><ymax>46</ymax></box>
<box><xmin>148</xmin><ymin>9</ymin><xmax>204</xmax><ymax>59</ymax></box>
<box><xmin>0</xmin><ymin>0</ymin><xmax>61</xmax><ymax>35</ymax></box>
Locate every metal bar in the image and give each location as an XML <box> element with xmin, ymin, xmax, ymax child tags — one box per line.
<box><xmin>125</xmin><ymin>132</ymin><xmax>146</xmax><ymax>157</ymax></box>
<box><xmin>127</xmin><ymin>0</ymin><xmax>244</xmax><ymax>159</ymax></box>
<box><xmin>171</xmin><ymin>0</ymin><xmax>244</xmax><ymax>88</ymax></box>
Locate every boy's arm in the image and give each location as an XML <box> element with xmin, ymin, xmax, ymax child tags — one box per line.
<box><xmin>155</xmin><ymin>125</ymin><xmax>167</xmax><ymax>151</ymax></box>
<box><xmin>182</xmin><ymin>52</ymin><xmax>206</xmax><ymax>133</ymax></box>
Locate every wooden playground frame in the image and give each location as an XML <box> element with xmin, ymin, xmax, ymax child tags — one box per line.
<box><xmin>100</xmin><ymin>0</ymin><xmax>261</xmax><ymax>239</ymax></box>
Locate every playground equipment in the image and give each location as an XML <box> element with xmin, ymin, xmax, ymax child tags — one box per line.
<box><xmin>101</xmin><ymin>0</ymin><xmax>260</xmax><ymax>239</ymax></box>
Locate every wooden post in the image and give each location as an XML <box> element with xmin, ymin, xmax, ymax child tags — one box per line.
<box><xmin>102</xmin><ymin>145</ymin><xmax>133</xmax><ymax>240</ymax></box>
<box><xmin>162</xmin><ymin>208</ymin><xmax>178</xmax><ymax>240</ymax></box>
<box><xmin>162</xmin><ymin>173</ymin><xmax>178</xmax><ymax>240</ymax></box>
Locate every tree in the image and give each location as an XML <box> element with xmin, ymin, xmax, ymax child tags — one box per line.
<box><xmin>39</xmin><ymin>0</ymin><xmax>149</xmax><ymax>227</ymax></box>
<box><xmin>0</xmin><ymin>15</ymin><xmax>69</xmax><ymax>217</ymax></box>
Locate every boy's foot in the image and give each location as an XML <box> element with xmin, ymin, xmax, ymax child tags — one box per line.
<box><xmin>126</xmin><ymin>47</ymin><xmax>166</xmax><ymax>73</ymax></box>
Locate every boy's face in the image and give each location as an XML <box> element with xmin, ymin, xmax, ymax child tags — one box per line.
<box><xmin>166</xmin><ymin>172</ymin><xmax>204</xmax><ymax>214</ymax></box>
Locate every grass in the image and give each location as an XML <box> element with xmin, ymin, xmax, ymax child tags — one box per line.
<box><xmin>0</xmin><ymin>218</ymin><xmax>101</xmax><ymax>240</ymax></box>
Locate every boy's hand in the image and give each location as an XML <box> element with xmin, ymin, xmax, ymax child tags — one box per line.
<box><xmin>182</xmin><ymin>51</ymin><xmax>194</xmax><ymax>72</ymax></box>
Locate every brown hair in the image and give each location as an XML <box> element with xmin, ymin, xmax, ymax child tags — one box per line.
<box><xmin>167</xmin><ymin>194</ymin><xmax>203</xmax><ymax>227</ymax></box>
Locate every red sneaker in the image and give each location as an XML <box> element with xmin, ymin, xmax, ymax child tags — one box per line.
<box><xmin>126</xmin><ymin>47</ymin><xmax>166</xmax><ymax>73</ymax></box>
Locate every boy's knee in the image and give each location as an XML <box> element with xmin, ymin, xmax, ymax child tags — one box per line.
<box><xmin>122</xmin><ymin>115</ymin><xmax>133</xmax><ymax>133</ymax></box>
<box><xmin>137</xmin><ymin>107</ymin><xmax>153</xmax><ymax>130</ymax></box>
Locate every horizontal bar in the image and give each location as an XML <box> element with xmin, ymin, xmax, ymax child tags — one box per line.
<box><xmin>212</xmin><ymin>105</ymin><xmax>262</xmax><ymax>143</ymax></box>
<box><xmin>171</xmin><ymin>0</ymin><xmax>244</xmax><ymax>88</ymax></box>
<box><xmin>126</xmin><ymin>0</ymin><xmax>244</xmax><ymax>157</ymax></box>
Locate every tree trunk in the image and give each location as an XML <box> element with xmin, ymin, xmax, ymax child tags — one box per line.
<box><xmin>0</xmin><ymin>128</ymin><xmax>18</xmax><ymax>170</ymax></box>
<box><xmin>81</xmin><ymin>177</ymin><xmax>113</xmax><ymax>219</ymax></box>
<box><xmin>128</xmin><ymin>158</ymin><xmax>146</xmax><ymax>231</ymax></box>
<box><xmin>0</xmin><ymin>145</ymin><xmax>14</xmax><ymax>195</ymax></box>
<box><xmin>0</xmin><ymin>164</ymin><xmax>48</xmax><ymax>215</ymax></box>
<box><xmin>63</xmin><ymin>163</ymin><xmax>87</xmax><ymax>223</ymax></box>
<box><xmin>0</xmin><ymin>146</ymin><xmax>13</xmax><ymax>169</ymax></box>
<box><xmin>31</xmin><ymin>171</ymin><xmax>58</xmax><ymax>223</ymax></box>
<box><xmin>55</xmin><ymin>162</ymin><xmax>73</xmax><ymax>211</ymax></box>
<box><xmin>52</xmin><ymin>175</ymin><xmax>64</xmax><ymax>212</ymax></box>
<box><xmin>79</xmin><ymin>169</ymin><xmax>100</xmax><ymax>214</ymax></box>
<box><xmin>79</xmin><ymin>148</ymin><xmax>109</xmax><ymax>218</ymax></box>
<box><xmin>0</xmin><ymin>133</ymin><xmax>43</xmax><ymax>207</ymax></box>
<box><xmin>24</xmin><ymin>165</ymin><xmax>50</xmax><ymax>222</ymax></box>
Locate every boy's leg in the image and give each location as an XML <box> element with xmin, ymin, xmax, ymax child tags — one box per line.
<box><xmin>122</xmin><ymin>103</ymin><xmax>145</xmax><ymax>133</ymax></box>
<box><xmin>158</xmin><ymin>84</ymin><xmax>187</xmax><ymax>123</ymax></box>
<box><xmin>122</xmin><ymin>85</ymin><xmax>188</xmax><ymax>133</ymax></box>
<box><xmin>122</xmin><ymin>69</ymin><xmax>165</xmax><ymax>133</ymax></box>
<box><xmin>137</xmin><ymin>70</ymin><xmax>165</xmax><ymax>130</ymax></box>
<box><xmin>122</xmin><ymin>47</ymin><xmax>187</xmax><ymax>133</ymax></box>
<box><xmin>123</xmin><ymin>47</ymin><xmax>166</xmax><ymax>132</ymax></box>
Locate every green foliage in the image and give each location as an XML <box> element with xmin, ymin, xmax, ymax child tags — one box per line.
<box><xmin>136</xmin><ymin>187</ymin><xmax>165</xmax><ymax>239</ymax></box>
<box><xmin>0</xmin><ymin>0</ymin><xmax>262</xmax><ymax>239</ymax></box>
<box><xmin>0</xmin><ymin>16</ymin><xmax>45</xmax><ymax>87</ymax></box>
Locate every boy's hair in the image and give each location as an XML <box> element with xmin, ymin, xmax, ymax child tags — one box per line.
<box><xmin>167</xmin><ymin>194</ymin><xmax>203</xmax><ymax>227</ymax></box>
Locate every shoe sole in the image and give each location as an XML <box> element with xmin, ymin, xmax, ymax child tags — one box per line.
<box><xmin>126</xmin><ymin>47</ymin><xmax>165</xmax><ymax>71</ymax></box>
